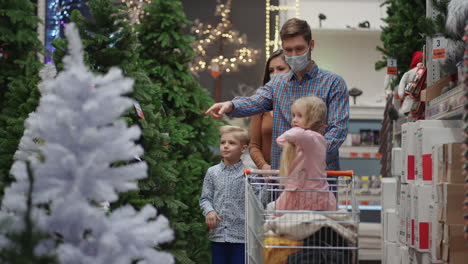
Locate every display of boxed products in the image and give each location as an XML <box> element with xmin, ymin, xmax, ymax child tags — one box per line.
<box><xmin>402</xmin><ymin>121</ymin><xmax>462</xmax><ymax>183</ymax></box>
<box><xmin>415</xmin><ymin>126</ymin><xmax>462</xmax><ymax>185</ymax></box>
<box><xmin>437</xmin><ymin>183</ymin><xmax>464</xmax><ymax>224</ymax></box>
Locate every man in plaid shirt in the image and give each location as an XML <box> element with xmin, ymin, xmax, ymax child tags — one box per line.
<box><xmin>207</xmin><ymin>18</ymin><xmax>349</xmax><ymax>171</ymax></box>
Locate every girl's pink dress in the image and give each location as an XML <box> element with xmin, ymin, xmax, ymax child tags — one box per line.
<box><xmin>275</xmin><ymin>127</ymin><xmax>337</xmax><ymax>211</ymax></box>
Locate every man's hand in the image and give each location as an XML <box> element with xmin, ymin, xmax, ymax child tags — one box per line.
<box><xmin>205</xmin><ymin>211</ymin><xmax>222</xmax><ymax>229</ymax></box>
<box><xmin>205</xmin><ymin>101</ymin><xmax>234</xmax><ymax>119</ymax></box>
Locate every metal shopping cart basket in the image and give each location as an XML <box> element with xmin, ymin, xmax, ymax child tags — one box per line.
<box><xmin>244</xmin><ymin>169</ymin><xmax>359</xmax><ymax>264</ymax></box>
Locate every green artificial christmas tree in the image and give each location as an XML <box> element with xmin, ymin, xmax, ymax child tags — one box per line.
<box><xmin>0</xmin><ymin>0</ymin><xmax>43</xmax><ymax>196</ymax></box>
<box><xmin>52</xmin><ymin>0</ymin><xmax>166</xmax><ymax>211</ymax></box>
<box><xmin>137</xmin><ymin>0</ymin><xmax>221</xmax><ymax>262</ymax></box>
<box><xmin>375</xmin><ymin>0</ymin><xmax>426</xmax><ymax>85</ymax></box>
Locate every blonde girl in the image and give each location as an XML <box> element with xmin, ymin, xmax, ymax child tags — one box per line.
<box><xmin>275</xmin><ymin>96</ymin><xmax>337</xmax><ymax>212</ymax></box>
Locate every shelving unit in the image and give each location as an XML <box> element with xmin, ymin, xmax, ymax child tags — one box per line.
<box><xmin>425</xmin><ymin>85</ymin><xmax>465</xmax><ymax>120</ymax></box>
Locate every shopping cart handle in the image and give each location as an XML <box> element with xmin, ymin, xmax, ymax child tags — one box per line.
<box><xmin>244</xmin><ymin>168</ymin><xmax>354</xmax><ymax>177</ymax></box>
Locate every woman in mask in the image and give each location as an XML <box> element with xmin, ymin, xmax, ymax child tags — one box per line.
<box><xmin>249</xmin><ymin>50</ymin><xmax>290</xmax><ymax>171</ymax></box>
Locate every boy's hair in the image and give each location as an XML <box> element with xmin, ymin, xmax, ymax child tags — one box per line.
<box><xmin>292</xmin><ymin>96</ymin><xmax>327</xmax><ymax>132</ymax></box>
<box><xmin>280</xmin><ymin>18</ymin><xmax>312</xmax><ymax>44</ymax></box>
<box><xmin>219</xmin><ymin>125</ymin><xmax>250</xmax><ymax>146</ymax></box>
<box><xmin>279</xmin><ymin>96</ymin><xmax>327</xmax><ymax>179</ymax></box>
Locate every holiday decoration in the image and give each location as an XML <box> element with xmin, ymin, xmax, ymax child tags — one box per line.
<box><xmin>265</xmin><ymin>0</ymin><xmax>301</xmax><ymax>59</ymax></box>
<box><xmin>375</xmin><ymin>0</ymin><xmax>426</xmax><ymax>86</ymax></box>
<box><xmin>418</xmin><ymin>0</ymin><xmax>467</xmax><ymax>76</ymax></box>
<box><xmin>1</xmin><ymin>23</ymin><xmax>174</xmax><ymax>264</ymax></box>
<box><xmin>45</xmin><ymin>0</ymin><xmax>89</xmax><ymax>63</ymax></box>
<box><xmin>0</xmin><ymin>0</ymin><xmax>43</xmax><ymax>197</ymax></box>
<box><xmin>190</xmin><ymin>0</ymin><xmax>260</xmax><ymax>101</ymax></box>
<box><xmin>137</xmin><ymin>0</ymin><xmax>221</xmax><ymax>262</ymax></box>
<box><xmin>119</xmin><ymin>0</ymin><xmax>152</xmax><ymax>25</ymax></box>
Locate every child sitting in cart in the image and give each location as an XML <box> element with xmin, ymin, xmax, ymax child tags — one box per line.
<box><xmin>274</xmin><ymin>96</ymin><xmax>337</xmax><ymax>212</ymax></box>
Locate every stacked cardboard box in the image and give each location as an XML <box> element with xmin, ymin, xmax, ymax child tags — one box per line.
<box><xmin>387</xmin><ymin>120</ymin><xmax>465</xmax><ymax>264</ymax></box>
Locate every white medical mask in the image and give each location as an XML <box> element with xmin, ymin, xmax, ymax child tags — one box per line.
<box><xmin>270</xmin><ymin>72</ymin><xmax>289</xmax><ymax>80</ymax></box>
<box><xmin>285</xmin><ymin>48</ymin><xmax>310</xmax><ymax>72</ymax></box>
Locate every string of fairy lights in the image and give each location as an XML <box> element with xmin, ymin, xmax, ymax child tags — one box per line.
<box><xmin>119</xmin><ymin>0</ymin><xmax>152</xmax><ymax>25</ymax></box>
<box><xmin>44</xmin><ymin>0</ymin><xmax>301</xmax><ymax>66</ymax></box>
<box><xmin>265</xmin><ymin>0</ymin><xmax>301</xmax><ymax>60</ymax></box>
<box><xmin>189</xmin><ymin>0</ymin><xmax>260</xmax><ymax>76</ymax></box>
<box><xmin>45</xmin><ymin>0</ymin><xmax>87</xmax><ymax>62</ymax></box>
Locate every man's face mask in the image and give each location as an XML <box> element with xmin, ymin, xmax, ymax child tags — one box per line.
<box><xmin>285</xmin><ymin>48</ymin><xmax>309</xmax><ymax>72</ymax></box>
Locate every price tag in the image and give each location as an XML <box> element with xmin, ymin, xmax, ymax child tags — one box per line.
<box><xmin>432</xmin><ymin>37</ymin><xmax>447</xmax><ymax>60</ymax></box>
<box><xmin>134</xmin><ymin>102</ymin><xmax>145</xmax><ymax>119</ymax></box>
<box><xmin>387</xmin><ymin>57</ymin><xmax>397</xmax><ymax>75</ymax></box>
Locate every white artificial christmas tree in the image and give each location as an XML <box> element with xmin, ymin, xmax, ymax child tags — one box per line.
<box><xmin>0</xmin><ymin>23</ymin><xmax>174</xmax><ymax>264</ymax></box>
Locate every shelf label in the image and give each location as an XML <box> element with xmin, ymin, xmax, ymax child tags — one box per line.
<box><xmin>432</xmin><ymin>37</ymin><xmax>447</xmax><ymax>60</ymax></box>
<box><xmin>387</xmin><ymin>57</ymin><xmax>397</xmax><ymax>75</ymax></box>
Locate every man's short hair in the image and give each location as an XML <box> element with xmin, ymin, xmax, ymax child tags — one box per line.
<box><xmin>219</xmin><ymin>125</ymin><xmax>250</xmax><ymax>146</ymax></box>
<box><xmin>280</xmin><ymin>18</ymin><xmax>312</xmax><ymax>44</ymax></box>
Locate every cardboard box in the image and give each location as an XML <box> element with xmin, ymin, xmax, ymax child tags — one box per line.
<box><xmin>431</xmin><ymin>144</ymin><xmax>445</xmax><ymax>203</ymax></box>
<box><xmin>391</xmin><ymin>147</ymin><xmax>402</xmax><ymax>177</ymax></box>
<box><xmin>445</xmin><ymin>143</ymin><xmax>464</xmax><ymax>183</ymax></box>
<box><xmin>401</xmin><ymin>122</ymin><xmax>417</xmax><ymax>183</ymax></box>
<box><xmin>399</xmin><ymin>183</ymin><xmax>408</xmax><ymax>244</ymax></box>
<box><xmin>383</xmin><ymin>242</ymin><xmax>400</xmax><ymax>264</ymax></box>
<box><xmin>409</xmin><ymin>184</ymin><xmax>416</xmax><ymax>247</ymax></box>
<box><xmin>384</xmin><ymin>209</ymin><xmax>398</xmax><ymax>243</ymax></box>
<box><xmin>402</xmin><ymin>121</ymin><xmax>461</xmax><ymax>184</ymax></box>
<box><xmin>420</xmin><ymin>75</ymin><xmax>450</xmax><ymax>102</ymax></box>
<box><xmin>428</xmin><ymin>203</ymin><xmax>443</xmax><ymax>263</ymax></box>
<box><xmin>438</xmin><ymin>183</ymin><xmax>464</xmax><ymax>224</ymax></box>
<box><xmin>400</xmin><ymin>245</ymin><xmax>409</xmax><ymax>264</ymax></box>
<box><xmin>382</xmin><ymin>177</ymin><xmax>397</xmax><ymax>211</ymax></box>
<box><xmin>414</xmin><ymin>185</ymin><xmax>432</xmax><ymax>252</ymax></box>
<box><xmin>415</xmin><ymin>126</ymin><xmax>462</xmax><ymax>185</ymax></box>
<box><xmin>442</xmin><ymin>224</ymin><xmax>467</xmax><ymax>264</ymax></box>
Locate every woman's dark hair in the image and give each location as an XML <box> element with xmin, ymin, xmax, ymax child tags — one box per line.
<box><xmin>262</xmin><ymin>49</ymin><xmax>285</xmax><ymax>85</ymax></box>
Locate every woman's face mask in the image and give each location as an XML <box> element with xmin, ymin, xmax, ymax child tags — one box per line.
<box><xmin>270</xmin><ymin>72</ymin><xmax>290</xmax><ymax>79</ymax></box>
<box><xmin>285</xmin><ymin>48</ymin><xmax>309</xmax><ymax>72</ymax></box>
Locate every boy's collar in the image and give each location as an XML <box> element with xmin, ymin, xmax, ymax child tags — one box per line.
<box><xmin>220</xmin><ymin>159</ymin><xmax>243</xmax><ymax>170</ymax></box>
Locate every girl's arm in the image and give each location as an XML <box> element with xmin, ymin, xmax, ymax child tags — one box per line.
<box><xmin>249</xmin><ymin>114</ymin><xmax>268</xmax><ymax>168</ymax></box>
<box><xmin>276</xmin><ymin>127</ymin><xmax>324</xmax><ymax>150</ymax></box>
<box><xmin>199</xmin><ymin>168</ymin><xmax>215</xmax><ymax>216</ymax></box>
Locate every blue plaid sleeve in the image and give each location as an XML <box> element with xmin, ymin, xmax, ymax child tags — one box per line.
<box><xmin>324</xmin><ymin>76</ymin><xmax>349</xmax><ymax>158</ymax></box>
<box><xmin>228</xmin><ymin>83</ymin><xmax>274</xmax><ymax>118</ymax></box>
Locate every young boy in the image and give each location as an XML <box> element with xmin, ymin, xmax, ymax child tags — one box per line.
<box><xmin>199</xmin><ymin>125</ymin><xmax>250</xmax><ymax>264</ymax></box>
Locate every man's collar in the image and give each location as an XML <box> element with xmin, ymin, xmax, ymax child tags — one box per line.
<box><xmin>291</xmin><ymin>61</ymin><xmax>318</xmax><ymax>81</ymax></box>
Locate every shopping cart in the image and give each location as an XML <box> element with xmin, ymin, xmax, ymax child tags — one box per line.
<box><xmin>244</xmin><ymin>169</ymin><xmax>359</xmax><ymax>264</ymax></box>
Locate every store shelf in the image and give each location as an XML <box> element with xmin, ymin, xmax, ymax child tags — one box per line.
<box><xmin>312</xmin><ymin>28</ymin><xmax>382</xmax><ymax>37</ymax></box>
<box><xmin>339</xmin><ymin>146</ymin><xmax>381</xmax><ymax>159</ymax></box>
<box><xmin>349</xmin><ymin>105</ymin><xmax>385</xmax><ymax>120</ymax></box>
<box><xmin>425</xmin><ymin>85</ymin><xmax>465</xmax><ymax>120</ymax></box>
